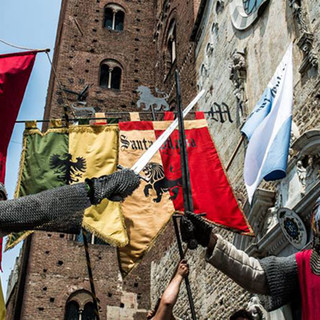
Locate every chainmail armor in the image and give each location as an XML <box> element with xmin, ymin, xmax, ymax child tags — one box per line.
<box><xmin>0</xmin><ymin>183</ymin><xmax>90</xmax><ymax>234</ymax></box>
<box><xmin>258</xmin><ymin>254</ymin><xmax>299</xmax><ymax>311</ymax></box>
<box><xmin>310</xmin><ymin>249</ymin><xmax>320</xmax><ymax>275</ymax></box>
<box><xmin>87</xmin><ymin>169</ymin><xmax>140</xmax><ymax>204</ymax></box>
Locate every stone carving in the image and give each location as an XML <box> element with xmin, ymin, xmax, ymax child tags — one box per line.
<box><xmin>306</xmin><ymin>154</ymin><xmax>320</xmax><ymax>187</ymax></box>
<box><xmin>289</xmin><ymin>0</ymin><xmax>318</xmax><ymax>73</ymax></box>
<box><xmin>71</xmin><ymin>104</ymin><xmax>96</xmax><ymax>118</ymax></box>
<box><xmin>296</xmin><ymin>160</ymin><xmax>307</xmax><ymax>195</ymax></box>
<box><xmin>277</xmin><ymin>207</ymin><xmax>307</xmax><ymax>250</ymax></box>
<box><xmin>229</xmin><ymin>50</ymin><xmax>247</xmax><ymax>125</ymax></box>
<box><xmin>289</xmin><ymin>0</ymin><xmax>307</xmax><ymax>33</ymax></box>
<box><xmin>297</xmin><ymin>32</ymin><xmax>318</xmax><ymax>74</ymax></box>
<box><xmin>216</xmin><ymin>0</ymin><xmax>225</xmax><ymax>14</ymax></box>
<box><xmin>247</xmin><ymin>295</ymin><xmax>269</xmax><ymax>320</ymax></box>
<box><xmin>264</xmin><ymin>206</ymin><xmax>278</xmax><ymax>233</ymax></box>
<box><xmin>136</xmin><ymin>86</ymin><xmax>169</xmax><ymax>111</ymax></box>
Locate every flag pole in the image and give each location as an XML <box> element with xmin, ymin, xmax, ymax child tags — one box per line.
<box><xmin>174</xmin><ymin>70</ymin><xmax>198</xmax><ymax>320</ymax></box>
<box><xmin>148</xmin><ymin>83</ymin><xmax>197</xmax><ymax>320</ymax></box>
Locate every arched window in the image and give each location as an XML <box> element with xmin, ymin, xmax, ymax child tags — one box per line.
<box><xmin>65</xmin><ymin>290</ymin><xmax>95</xmax><ymax>320</ymax></box>
<box><xmin>65</xmin><ymin>301</ymin><xmax>80</xmax><ymax>320</ymax></box>
<box><xmin>104</xmin><ymin>4</ymin><xmax>125</xmax><ymax>31</ymax></box>
<box><xmin>82</xmin><ymin>302</ymin><xmax>95</xmax><ymax>320</ymax></box>
<box><xmin>99</xmin><ymin>60</ymin><xmax>122</xmax><ymax>90</ymax></box>
<box><xmin>167</xmin><ymin>20</ymin><xmax>176</xmax><ymax>64</ymax></box>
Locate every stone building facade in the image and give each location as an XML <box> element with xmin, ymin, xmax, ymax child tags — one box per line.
<box><xmin>6</xmin><ymin>0</ymin><xmax>320</xmax><ymax>319</ymax></box>
<box><xmin>150</xmin><ymin>0</ymin><xmax>320</xmax><ymax>319</ymax></box>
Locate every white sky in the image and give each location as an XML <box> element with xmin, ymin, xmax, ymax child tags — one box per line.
<box><xmin>0</xmin><ymin>0</ymin><xmax>62</xmax><ymax>298</ymax></box>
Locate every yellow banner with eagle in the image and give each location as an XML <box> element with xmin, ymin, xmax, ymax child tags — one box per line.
<box><xmin>69</xmin><ymin>124</ymin><xmax>128</xmax><ymax>247</ymax></box>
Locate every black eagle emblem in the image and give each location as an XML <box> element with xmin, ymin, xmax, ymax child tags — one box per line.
<box><xmin>50</xmin><ymin>153</ymin><xmax>86</xmax><ymax>184</ymax></box>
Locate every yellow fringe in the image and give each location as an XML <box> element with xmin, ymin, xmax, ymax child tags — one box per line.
<box><xmin>5</xmin><ymin>231</ymin><xmax>33</xmax><ymax>251</ymax></box>
<box><xmin>81</xmin><ymin>219</ymin><xmax>128</xmax><ymax>248</ymax></box>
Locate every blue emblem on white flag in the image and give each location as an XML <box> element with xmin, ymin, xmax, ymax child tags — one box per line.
<box><xmin>241</xmin><ymin>44</ymin><xmax>293</xmax><ymax>203</ymax></box>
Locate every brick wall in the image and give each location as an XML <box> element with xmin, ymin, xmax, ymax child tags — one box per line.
<box><xmin>44</xmin><ymin>0</ymin><xmax>157</xmax><ymax>122</ymax></box>
<box><xmin>15</xmin><ymin>232</ymin><xmax>150</xmax><ymax>319</ymax></box>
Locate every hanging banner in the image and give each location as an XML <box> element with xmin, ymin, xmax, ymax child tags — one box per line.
<box><xmin>0</xmin><ymin>51</ymin><xmax>37</xmax><ymax>264</ymax></box>
<box><xmin>118</xmin><ymin>121</ymin><xmax>175</xmax><ymax>276</ymax></box>
<box><xmin>6</xmin><ymin>120</ymin><xmax>68</xmax><ymax>250</ymax></box>
<box><xmin>154</xmin><ymin>115</ymin><xmax>253</xmax><ymax>235</ymax></box>
<box><xmin>69</xmin><ymin>125</ymin><xmax>128</xmax><ymax>247</ymax></box>
<box><xmin>0</xmin><ymin>51</ymin><xmax>37</xmax><ymax>182</ymax></box>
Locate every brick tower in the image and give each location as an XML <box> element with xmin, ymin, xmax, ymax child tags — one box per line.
<box><xmin>6</xmin><ymin>0</ymin><xmax>201</xmax><ymax>319</ymax></box>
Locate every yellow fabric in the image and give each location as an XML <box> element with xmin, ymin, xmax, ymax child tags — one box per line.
<box><xmin>69</xmin><ymin>124</ymin><xmax>128</xmax><ymax>247</ymax></box>
<box><xmin>118</xmin><ymin>124</ymin><xmax>175</xmax><ymax>276</ymax></box>
<box><xmin>0</xmin><ymin>278</ymin><xmax>6</xmax><ymax>320</ymax></box>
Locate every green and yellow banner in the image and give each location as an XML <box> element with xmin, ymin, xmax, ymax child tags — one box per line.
<box><xmin>6</xmin><ymin>120</ymin><xmax>68</xmax><ymax>249</ymax></box>
<box><xmin>6</xmin><ymin>121</ymin><xmax>127</xmax><ymax>249</ymax></box>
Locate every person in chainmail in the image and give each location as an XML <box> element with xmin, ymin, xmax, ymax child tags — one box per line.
<box><xmin>0</xmin><ymin>169</ymin><xmax>140</xmax><ymax>236</ymax></box>
<box><xmin>182</xmin><ymin>198</ymin><xmax>320</xmax><ymax>320</ymax></box>
<box><xmin>147</xmin><ymin>260</ymin><xmax>189</xmax><ymax>320</ymax></box>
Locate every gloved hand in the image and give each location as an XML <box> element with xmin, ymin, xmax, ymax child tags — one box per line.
<box><xmin>180</xmin><ymin>216</ymin><xmax>198</xmax><ymax>250</ymax></box>
<box><xmin>183</xmin><ymin>211</ymin><xmax>213</xmax><ymax>247</ymax></box>
<box><xmin>86</xmin><ymin>169</ymin><xmax>140</xmax><ymax>204</ymax></box>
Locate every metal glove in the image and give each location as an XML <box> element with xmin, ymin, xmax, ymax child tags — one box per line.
<box><xmin>86</xmin><ymin>169</ymin><xmax>140</xmax><ymax>204</ymax></box>
<box><xmin>180</xmin><ymin>216</ymin><xmax>198</xmax><ymax>250</ymax></box>
<box><xmin>184</xmin><ymin>211</ymin><xmax>213</xmax><ymax>247</ymax></box>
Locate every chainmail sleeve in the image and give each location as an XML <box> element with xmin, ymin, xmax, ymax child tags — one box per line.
<box><xmin>0</xmin><ymin>183</ymin><xmax>91</xmax><ymax>234</ymax></box>
<box><xmin>258</xmin><ymin>254</ymin><xmax>300</xmax><ymax>311</ymax></box>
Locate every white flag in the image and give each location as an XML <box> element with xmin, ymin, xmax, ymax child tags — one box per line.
<box><xmin>241</xmin><ymin>44</ymin><xmax>293</xmax><ymax>203</ymax></box>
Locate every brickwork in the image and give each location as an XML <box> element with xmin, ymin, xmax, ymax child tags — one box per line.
<box><xmin>44</xmin><ymin>0</ymin><xmax>157</xmax><ymax>122</ymax></box>
<box><xmin>153</xmin><ymin>0</ymin><xmax>200</xmax><ymax>108</ymax></box>
<box><xmin>7</xmin><ymin>0</ymin><xmax>320</xmax><ymax>319</ymax></box>
<box><xmin>149</xmin><ymin>223</ymin><xmax>250</xmax><ymax>320</ymax></box>
<box><xmin>14</xmin><ymin>232</ymin><xmax>150</xmax><ymax>319</ymax></box>
<box><xmin>147</xmin><ymin>0</ymin><xmax>320</xmax><ymax>319</ymax></box>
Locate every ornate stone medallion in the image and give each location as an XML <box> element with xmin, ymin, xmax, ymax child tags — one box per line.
<box><xmin>229</xmin><ymin>0</ymin><xmax>270</xmax><ymax>30</ymax></box>
<box><xmin>277</xmin><ymin>207</ymin><xmax>307</xmax><ymax>249</ymax></box>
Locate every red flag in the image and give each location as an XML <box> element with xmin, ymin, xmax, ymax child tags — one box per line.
<box><xmin>0</xmin><ymin>51</ymin><xmax>37</xmax><ymax>183</ymax></box>
<box><xmin>154</xmin><ymin>116</ymin><xmax>253</xmax><ymax>235</ymax></box>
<box><xmin>0</xmin><ymin>51</ymin><xmax>36</xmax><ymax>268</ymax></box>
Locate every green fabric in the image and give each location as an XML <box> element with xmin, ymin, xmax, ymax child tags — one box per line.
<box><xmin>19</xmin><ymin>131</ymin><xmax>69</xmax><ymax>196</ymax></box>
<box><xmin>6</xmin><ymin>128</ymin><xmax>68</xmax><ymax>250</ymax></box>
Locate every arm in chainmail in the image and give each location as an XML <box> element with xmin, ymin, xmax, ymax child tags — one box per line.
<box><xmin>258</xmin><ymin>254</ymin><xmax>300</xmax><ymax>311</ymax></box>
<box><xmin>0</xmin><ymin>183</ymin><xmax>91</xmax><ymax>235</ymax></box>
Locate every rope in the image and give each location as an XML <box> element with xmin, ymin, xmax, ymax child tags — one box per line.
<box><xmin>0</xmin><ymin>38</ymin><xmax>50</xmax><ymax>53</ymax></box>
<box><xmin>82</xmin><ymin>228</ymin><xmax>101</xmax><ymax>320</ymax></box>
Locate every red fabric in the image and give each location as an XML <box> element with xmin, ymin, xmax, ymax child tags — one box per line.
<box><xmin>0</xmin><ymin>51</ymin><xmax>36</xmax><ymax>268</ymax></box>
<box><xmin>119</xmin><ymin>121</ymin><xmax>154</xmax><ymax>131</ymax></box>
<box><xmin>155</xmin><ymin>122</ymin><xmax>253</xmax><ymax>234</ymax></box>
<box><xmin>195</xmin><ymin>112</ymin><xmax>205</xmax><ymax>119</ymax></box>
<box><xmin>296</xmin><ymin>250</ymin><xmax>320</xmax><ymax>320</ymax></box>
<box><xmin>0</xmin><ymin>51</ymin><xmax>36</xmax><ymax>183</ymax></box>
<box><xmin>164</xmin><ymin>112</ymin><xmax>174</xmax><ymax>120</ymax></box>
